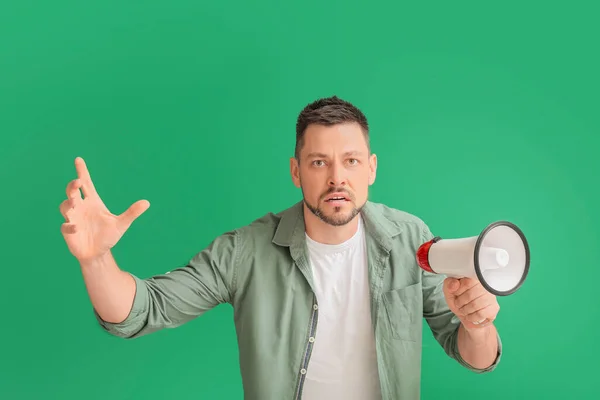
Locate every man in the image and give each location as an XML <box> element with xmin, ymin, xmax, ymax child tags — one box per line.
<box><xmin>60</xmin><ymin>96</ymin><xmax>501</xmax><ymax>400</ymax></box>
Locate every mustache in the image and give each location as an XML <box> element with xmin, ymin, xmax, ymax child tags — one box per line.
<box><xmin>321</xmin><ymin>187</ymin><xmax>354</xmax><ymax>201</ymax></box>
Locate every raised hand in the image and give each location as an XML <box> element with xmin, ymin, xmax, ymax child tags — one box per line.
<box><xmin>59</xmin><ymin>157</ymin><xmax>150</xmax><ymax>262</ymax></box>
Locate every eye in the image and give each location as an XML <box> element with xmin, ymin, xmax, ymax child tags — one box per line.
<box><xmin>347</xmin><ymin>158</ymin><xmax>359</xmax><ymax>166</ymax></box>
<box><xmin>312</xmin><ymin>160</ymin><xmax>326</xmax><ymax>167</ymax></box>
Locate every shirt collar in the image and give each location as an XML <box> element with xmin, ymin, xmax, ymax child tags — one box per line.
<box><xmin>272</xmin><ymin>200</ymin><xmax>404</xmax><ymax>255</ymax></box>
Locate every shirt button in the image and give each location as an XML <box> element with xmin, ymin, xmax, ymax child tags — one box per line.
<box><xmin>313</xmin><ymin>304</ymin><xmax>318</xmax><ymax>310</ymax></box>
<box><xmin>301</xmin><ymin>368</ymin><xmax>307</xmax><ymax>375</ymax></box>
<box><xmin>309</xmin><ymin>337</ymin><xmax>315</xmax><ymax>343</ymax></box>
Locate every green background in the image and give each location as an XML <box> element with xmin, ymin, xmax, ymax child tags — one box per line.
<box><xmin>1</xmin><ymin>0</ymin><xmax>598</xmax><ymax>399</ymax></box>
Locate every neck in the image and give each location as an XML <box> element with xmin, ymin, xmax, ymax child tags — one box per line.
<box><xmin>303</xmin><ymin>203</ymin><xmax>360</xmax><ymax>245</ymax></box>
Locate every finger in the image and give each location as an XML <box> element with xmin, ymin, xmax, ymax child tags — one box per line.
<box><xmin>458</xmin><ymin>292</ymin><xmax>492</xmax><ymax>316</ymax></box>
<box><xmin>61</xmin><ymin>223</ymin><xmax>77</xmax><ymax>234</ymax></box>
<box><xmin>444</xmin><ymin>278</ymin><xmax>460</xmax><ymax>293</ymax></box>
<box><xmin>59</xmin><ymin>199</ymin><xmax>76</xmax><ymax>221</ymax></box>
<box><xmin>66</xmin><ymin>179</ymin><xmax>83</xmax><ymax>200</ymax></box>
<box><xmin>453</xmin><ymin>278</ymin><xmax>480</xmax><ymax>297</ymax></box>
<box><xmin>118</xmin><ymin>199</ymin><xmax>150</xmax><ymax>228</ymax></box>
<box><xmin>75</xmin><ymin>157</ymin><xmax>98</xmax><ymax>198</ymax></box>
<box><xmin>465</xmin><ymin>304</ymin><xmax>497</xmax><ymax>324</ymax></box>
<box><xmin>454</xmin><ymin>283</ymin><xmax>487</xmax><ymax>309</ymax></box>
<box><xmin>478</xmin><ymin>319</ymin><xmax>493</xmax><ymax>328</ymax></box>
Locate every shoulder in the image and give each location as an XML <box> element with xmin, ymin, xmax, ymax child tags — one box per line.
<box><xmin>366</xmin><ymin>201</ymin><xmax>427</xmax><ymax>224</ymax></box>
<box><xmin>236</xmin><ymin>209</ymin><xmax>283</xmax><ymax>238</ymax></box>
<box><xmin>364</xmin><ymin>201</ymin><xmax>432</xmax><ymax>240</ymax></box>
<box><xmin>228</xmin><ymin>202</ymin><xmax>299</xmax><ymax>247</ymax></box>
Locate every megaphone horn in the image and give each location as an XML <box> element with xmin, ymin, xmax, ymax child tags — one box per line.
<box><xmin>416</xmin><ymin>221</ymin><xmax>530</xmax><ymax>296</ymax></box>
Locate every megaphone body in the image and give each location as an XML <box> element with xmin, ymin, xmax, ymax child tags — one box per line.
<box><xmin>416</xmin><ymin>221</ymin><xmax>530</xmax><ymax>296</ymax></box>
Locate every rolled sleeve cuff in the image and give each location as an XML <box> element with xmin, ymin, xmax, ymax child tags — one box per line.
<box><xmin>93</xmin><ymin>274</ymin><xmax>149</xmax><ymax>339</ymax></box>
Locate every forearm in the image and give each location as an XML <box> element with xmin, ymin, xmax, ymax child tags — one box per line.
<box><xmin>79</xmin><ymin>251</ymin><xmax>136</xmax><ymax>324</ymax></box>
<box><xmin>457</xmin><ymin>323</ymin><xmax>499</xmax><ymax>369</ymax></box>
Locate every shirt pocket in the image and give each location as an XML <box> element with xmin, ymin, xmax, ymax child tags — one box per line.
<box><xmin>381</xmin><ymin>282</ymin><xmax>422</xmax><ymax>342</ymax></box>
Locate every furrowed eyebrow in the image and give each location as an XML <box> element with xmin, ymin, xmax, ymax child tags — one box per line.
<box><xmin>305</xmin><ymin>151</ymin><xmax>364</xmax><ymax>159</ymax></box>
<box><xmin>305</xmin><ymin>152</ymin><xmax>328</xmax><ymax>159</ymax></box>
<box><xmin>343</xmin><ymin>151</ymin><xmax>364</xmax><ymax>157</ymax></box>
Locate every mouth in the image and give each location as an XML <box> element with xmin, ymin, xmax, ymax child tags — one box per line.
<box><xmin>324</xmin><ymin>192</ymin><xmax>351</xmax><ymax>203</ymax></box>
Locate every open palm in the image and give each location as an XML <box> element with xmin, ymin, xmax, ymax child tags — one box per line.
<box><xmin>59</xmin><ymin>157</ymin><xmax>150</xmax><ymax>262</ymax></box>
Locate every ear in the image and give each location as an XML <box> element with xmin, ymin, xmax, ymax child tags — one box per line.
<box><xmin>290</xmin><ymin>157</ymin><xmax>301</xmax><ymax>188</ymax></box>
<box><xmin>368</xmin><ymin>153</ymin><xmax>377</xmax><ymax>185</ymax></box>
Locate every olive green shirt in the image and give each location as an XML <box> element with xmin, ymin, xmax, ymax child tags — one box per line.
<box><xmin>95</xmin><ymin>201</ymin><xmax>502</xmax><ymax>399</ymax></box>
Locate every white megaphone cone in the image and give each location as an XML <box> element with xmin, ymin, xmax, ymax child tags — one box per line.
<box><xmin>416</xmin><ymin>221</ymin><xmax>530</xmax><ymax>296</ymax></box>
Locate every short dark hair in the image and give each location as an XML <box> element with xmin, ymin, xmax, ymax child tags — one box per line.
<box><xmin>295</xmin><ymin>95</ymin><xmax>369</xmax><ymax>160</ymax></box>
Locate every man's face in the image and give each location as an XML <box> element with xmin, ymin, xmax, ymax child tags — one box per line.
<box><xmin>290</xmin><ymin>122</ymin><xmax>377</xmax><ymax>226</ymax></box>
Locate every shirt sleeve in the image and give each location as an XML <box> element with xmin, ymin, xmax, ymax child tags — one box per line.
<box><xmin>94</xmin><ymin>229</ymin><xmax>240</xmax><ymax>339</ymax></box>
<box><xmin>420</xmin><ymin>223</ymin><xmax>502</xmax><ymax>373</ymax></box>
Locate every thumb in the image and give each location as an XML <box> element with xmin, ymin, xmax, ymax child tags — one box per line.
<box><xmin>444</xmin><ymin>278</ymin><xmax>460</xmax><ymax>293</ymax></box>
<box><xmin>119</xmin><ymin>199</ymin><xmax>150</xmax><ymax>227</ymax></box>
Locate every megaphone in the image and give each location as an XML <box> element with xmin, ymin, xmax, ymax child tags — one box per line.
<box><xmin>416</xmin><ymin>221</ymin><xmax>530</xmax><ymax>296</ymax></box>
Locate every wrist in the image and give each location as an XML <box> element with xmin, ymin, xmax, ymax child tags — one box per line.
<box><xmin>461</xmin><ymin>322</ymin><xmax>495</xmax><ymax>343</ymax></box>
<box><xmin>79</xmin><ymin>251</ymin><xmax>113</xmax><ymax>270</ymax></box>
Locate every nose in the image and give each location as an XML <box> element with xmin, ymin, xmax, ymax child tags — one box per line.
<box><xmin>328</xmin><ymin>163</ymin><xmax>346</xmax><ymax>187</ymax></box>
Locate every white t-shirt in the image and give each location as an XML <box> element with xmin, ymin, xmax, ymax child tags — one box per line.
<box><xmin>302</xmin><ymin>216</ymin><xmax>382</xmax><ymax>400</ymax></box>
